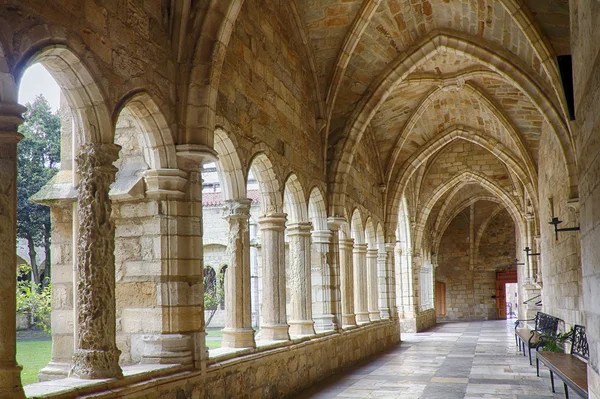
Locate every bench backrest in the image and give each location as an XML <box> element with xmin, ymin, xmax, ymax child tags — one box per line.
<box><xmin>534</xmin><ymin>312</ymin><xmax>560</xmax><ymax>335</ymax></box>
<box><xmin>571</xmin><ymin>325</ymin><xmax>589</xmax><ymax>361</ymax></box>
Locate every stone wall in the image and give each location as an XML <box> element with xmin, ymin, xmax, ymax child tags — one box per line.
<box><xmin>538</xmin><ymin>120</ymin><xmax>583</xmax><ymax>330</ymax></box>
<box><xmin>571</xmin><ymin>1</ymin><xmax>600</xmax><ymax>397</ymax></box>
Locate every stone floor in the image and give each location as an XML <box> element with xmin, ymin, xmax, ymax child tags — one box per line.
<box><xmin>296</xmin><ymin>320</ymin><xmax>577</xmax><ymax>399</ymax></box>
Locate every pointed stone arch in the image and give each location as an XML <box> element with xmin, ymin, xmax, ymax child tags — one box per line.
<box><xmin>248</xmin><ymin>152</ymin><xmax>282</xmax><ymax>214</ymax></box>
<box><xmin>308</xmin><ymin>186</ymin><xmax>327</xmax><ymax>231</ymax></box>
<box><xmin>365</xmin><ymin>218</ymin><xmax>376</xmax><ymax>248</ymax></box>
<box><xmin>214</xmin><ymin>126</ymin><xmax>246</xmax><ymax>200</ymax></box>
<box><xmin>16</xmin><ymin>44</ymin><xmax>112</xmax><ymax>145</ymax></box>
<box><xmin>350</xmin><ymin>208</ymin><xmax>365</xmax><ymax>244</ymax></box>
<box><xmin>283</xmin><ymin>174</ymin><xmax>308</xmax><ymax>223</ymax></box>
<box><xmin>113</xmin><ymin>92</ymin><xmax>177</xmax><ymax>170</ymax></box>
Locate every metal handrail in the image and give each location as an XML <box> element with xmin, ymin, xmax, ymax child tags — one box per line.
<box><xmin>523</xmin><ymin>294</ymin><xmax>541</xmax><ymax>305</ymax></box>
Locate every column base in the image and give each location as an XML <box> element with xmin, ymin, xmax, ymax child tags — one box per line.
<box><xmin>71</xmin><ymin>349</ymin><xmax>123</xmax><ymax>379</ymax></box>
<box><xmin>0</xmin><ymin>362</ymin><xmax>25</xmax><ymax>398</ymax></box>
<box><xmin>221</xmin><ymin>328</ymin><xmax>256</xmax><ymax>348</ymax></box>
<box><xmin>356</xmin><ymin>312</ymin><xmax>371</xmax><ymax>324</ymax></box>
<box><xmin>313</xmin><ymin>314</ymin><xmax>337</xmax><ymax>332</ymax></box>
<box><xmin>141</xmin><ymin>334</ymin><xmax>193</xmax><ymax>365</ymax></box>
<box><xmin>369</xmin><ymin>311</ymin><xmax>381</xmax><ymax>321</ymax></box>
<box><xmin>289</xmin><ymin>320</ymin><xmax>316</xmax><ymax>336</ymax></box>
<box><xmin>342</xmin><ymin>314</ymin><xmax>357</xmax><ymax>327</ymax></box>
<box><xmin>379</xmin><ymin>308</ymin><xmax>391</xmax><ymax>319</ymax></box>
<box><xmin>256</xmin><ymin>324</ymin><xmax>290</xmax><ymax>341</ymax></box>
<box><xmin>38</xmin><ymin>361</ymin><xmax>72</xmax><ymax>381</ymax></box>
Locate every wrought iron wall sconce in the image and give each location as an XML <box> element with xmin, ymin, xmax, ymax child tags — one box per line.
<box><xmin>548</xmin><ymin>217</ymin><xmax>580</xmax><ymax>241</ymax></box>
<box><xmin>524</xmin><ymin>247</ymin><xmax>540</xmax><ymax>257</ymax></box>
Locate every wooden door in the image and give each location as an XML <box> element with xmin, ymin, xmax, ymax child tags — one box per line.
<box><xmin>495</xmin><ymin>268</ymin><xmax>517</xmax><ymax>319</ymax></box>
<box><xmin>435</xmin><ymin>281</ymin><xmax>446</xmax><ymax>318</ymax></box>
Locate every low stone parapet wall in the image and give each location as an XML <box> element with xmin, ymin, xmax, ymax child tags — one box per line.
<box><xmin>25</xmin><ymin>320</ymin><xmax>400</xmax><ymax>398</ymax></box>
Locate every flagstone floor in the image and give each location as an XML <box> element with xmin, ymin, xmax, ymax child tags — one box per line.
<box><xmin>296</xmin><ymin>320</ymin><xmax>576</xmax><ymax>399</ymax></box>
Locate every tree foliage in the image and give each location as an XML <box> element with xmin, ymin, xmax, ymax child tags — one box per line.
<box><xmin>16</xmin><ymin>264</ymin><xmax>52</xmax><ymax>331</ymax></box>
<box><xmin>17</xmin><ymin>94</ymin><xmax>61</xmax><ymax>285</ymax></box>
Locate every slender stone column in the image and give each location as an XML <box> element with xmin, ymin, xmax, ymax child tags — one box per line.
<box><xmin>0</xmin><ymin>105</ymin><xmax>26</xmax><ymax>397</ymax></box>
<box><xmin>311</xmin><ymin>230</ymin><xmax>336</xmax><ymax>331</ymax></box>
<box><xmin>327</xmin><ymin>217</ymin><xmax>345</xmax><ymax>331</ymax></box>
<box><xmin>339</xmin><ymin>238</ymin><xmax>357</xmax><ymax>327</ymax></box>
<box><xmin>353</xmin><ymin>243</ymin><xmax>370</xmax><ymax>323</ymax></box>
<box><xmin>221</xmin><ymin>199</ymin><xmax>256</xmax><ymax>348</ymax></box>
<box><xmin>386</xmin><ymin>243</ymin><xmax>399</xmax><ymax>319</ymax></box>
<box><xmin>257</xmin><ymin>213</ymin><xmax>290</xmax><ymax>341</ymax></box>
<box><xmin>367</xmin><ymin>248</ymin><xmax>380</xmax><ymax>321</ymax></box>
<box><xmin>72</xmin><ymin>143</ymin><xmax>122</xmax><ymax>379</ymax></box>
<box><xmin>288</xmin><ymin>222</ymin><xmax>315</xmax><ymax>336</ymax></box>
<box><xmin>377</xmin><ymin>246</ymin><xmax>390</xmax><ymax>319</ymax></box>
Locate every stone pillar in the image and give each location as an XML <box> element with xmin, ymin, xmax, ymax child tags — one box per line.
<box><xmin>287</xmin><ymin>222</ymin><xmax>315</xmax><ymax>336</ymax></box>
<box><xmin>353</xmin><ymin>243</ymin><xmax>370</xmax><ymax>323</ymax></box>
<box><xmin>339</xmin><ymin>238</ymin><xmax>357</xmax><ymax>327</ymax></box>
<box><xmin>386</xmin><ymin>243</ymin><xmax>399</xmax><ymax>320</ymax></box>
<box><xmin>221</xmin><ymin>199</ymin><xmax>256</xmax><ymax>348</ymax></box>
<box><xmin>366</xmin><ymin>248</ymin><xmax>380</xmax><ymax>321</ymax></box>
<box><xmin>525</xmin><ymin>213</ymin><xmax>535</xmax><ymax>282</ymax></box>
<box><xmin>72</xmin><ymin>143</ymin><xmax>122</xmax><ymax>379</ymax></box>
<box><xmin>175</xmin><ymin>144</ymin><xmax>217</xmax><ymax>368</ymax></box>
<box><xmin>311</xmin><ymin>230</ymin><xmax>336</xmax><ymax>331</ymax></box>
<box><xmin>327</xmin><ymin>217</ymin><xmax>345</xmax><ymax>331</ymax></box>
<box><xmin>377</xmin><ymin>245</ymin><xmax>390</xmax><ymax>319</ymax></box>
<box><xmin>39</xmin><ymin>202</ymin><xmax>75</xmax><ymax>380</ymax></box>
<box><xmin>257</xmin><ymin>213</ymin><xmax>290</xmax><ymax>341</ymax></box>
<box><xmin>0</xmin><ymin>105</ymin><xmax>25</xmax><ymax>397</ymax></box>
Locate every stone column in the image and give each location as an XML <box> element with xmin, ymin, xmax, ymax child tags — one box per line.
<box><xmin>257</xmin><ymin>213</ymin><xmax>290</xmax><ymax>341</ymax></box>
<box><xmin>311</xmin><ymin>230</ymin><xmax>336</xmax><ymax>331</ymax></box>
<box><xmin>221</xmin><ymin>199</ymin><xmax>256</xmax><ymax>348</ymax></box>
<box><xmin>72</xmin><ymin>143</ymin><xmax>122</xmax><ymax>379</ymax></box>
<box><xmin>287</xmin><ymin>222</ymin><xmax>315</xmax><ymax>336</ymax></box>
<box><xmin>387</xmin><ymin>243</ymin><xmax>399</xmax><ymax>319</ymax></box>
<box><xmin>377</xmin><ymin>245</ymin><xmax>390</xmax><ymax>319</ymax></box>
<box><xmin>339</xmin><ymin>238</ymin><xmax>357</xmax><ymax>327</ymax></box>
<box><xmin>0</xmin><ymin>105</ymin><xmax>25</xmax><ymax>397</ymax></box>
<box><xmin>366</xmin><ymin>248</ymin><xmax>380</xmax><ymax>321</ymax></box>
<box><xmin>327</xmin><ymin>217</ymin><xmax>345</xmax><ymax>331</ymax></box>
<box><xmin>353</xmin><ymin>243</ymin><xmax>370</xmax><ymax>323</ymax></box>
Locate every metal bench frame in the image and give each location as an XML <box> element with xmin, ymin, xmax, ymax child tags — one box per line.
<box><xmin>536</xmin><ymin>325</ymin><xmax>588</xmax><ymax>399</ymax></box>
<box><xmin>514</xmin><ymin>311</ymin><xmax>560</xmax><ymax>365</ymax></box>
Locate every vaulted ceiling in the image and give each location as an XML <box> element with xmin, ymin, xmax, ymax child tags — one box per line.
<box><xmin>292</xmin><ymin>0</ymin><xmax>574</xmax><ymax>247</ymax></box>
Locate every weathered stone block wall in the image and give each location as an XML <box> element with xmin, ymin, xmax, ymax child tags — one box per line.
<box><xmin>571</xmin><ymin>1</ymin><xmax>600</xmax><ymax>396</ymax></box>
<box><xmin>538</xmin><ymin>120</ymin><xmax>583</xmax><ymax>330</ymax></box>
<box><xmin>217</xmin><ymin>0</ymin><xmax>323</xmax><ymax>190</ymax></box>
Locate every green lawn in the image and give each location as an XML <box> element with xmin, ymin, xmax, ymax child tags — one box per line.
<box><xmin>206</xmin><ymin>328</ymin><xmax>223</xmax><ymax>349</ymax></box>
<box><xmin>16</xmin><ymin>339</ymin><xmax>52</xmax><ymax>386</ymax></box>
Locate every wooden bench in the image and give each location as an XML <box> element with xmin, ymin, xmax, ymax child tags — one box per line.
<box><xmin>514</xmin><ymin>312</ymin><xmax>560</xmax><ymax>365</ymax></box>
<box><xmin>536</xmin><ymin>325</ymin><xmax>588</xmax><ymax>399</ymax></box>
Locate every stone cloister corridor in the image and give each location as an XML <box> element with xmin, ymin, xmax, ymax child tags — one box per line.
<box><xmin>0</xmin><ymin>0</ymin><xmax>599</xmax><ymax>398</ymax></box>
<box><xmin>298</xmin><ymin>320</ymin><xmax>570</xmax><ymax>399</ymax></box>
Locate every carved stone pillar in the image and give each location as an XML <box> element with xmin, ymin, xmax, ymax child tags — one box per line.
<box><xmin>339</xmin><ymin>238</ymin><xmax>356</xmax><ymax>327</ymax></box>
<box><xmin>367</xmin><ymin>248</ymin><xmax>380</xmax><ymax>321</ymax></box>
<box><xmin>387</xmin><ymin>243</ymin><xmax>399</xmax><ymax>320</ymax></box>
<box><xmin>353</xmin><ymin>243</ymin><xmax>370</xmax><ymax>323</ymax></box>
<box><xmin>257</xmin><ymin>213</ymin><xmax>290</xmax><ymax>341</ymax></box>
<box><xmin>327</xmin><ymin>217</ymin><xmax>345</xmax><ymax>331</ymax></box>
<box><xmin>0</xmin><ymin>104</ymin><xmax>25</xmax><ymax>397</ymax></box>
<box><xmin>287</xmin><ymin>222</ymin><xmax>315</xmax><ymax>336</ymax></box>
<box><xmin>377</xmin><ymin>246</ymin><xmax>390</xmax><ymax>319</ymax></box>
<box><xmin>72</xmin><ymin>143</ymin><xmax>122</xmax><ymax>379</ymax></box>
<box><xmin>311</xmin><ymin>229</ymin><xmax>336</xmax><ymax>332</ymax></box>
<box><xmin>221</xmin><ymin>199</ymin><xmax>256</xmax><ymax>348</ymax></box>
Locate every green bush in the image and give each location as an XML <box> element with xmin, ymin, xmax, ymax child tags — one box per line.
<box><xmin>16</xmin><ymin>265</ymin><xmax>51</xmax><ymax>332</ymax></box>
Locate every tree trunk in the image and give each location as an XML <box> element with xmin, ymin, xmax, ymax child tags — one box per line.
<box><xmin>43</xmin><ymin>222</ymin><xmax>51</xmax><ymax>285</ymax></box>
<box><xmin>26</xmin><ymin>233</ymin><xmax>39</xmax><ymax>285</ymax></box>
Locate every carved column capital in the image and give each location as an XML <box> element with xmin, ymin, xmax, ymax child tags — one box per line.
<box><xmin>339</xmin><ymin>238</ymin><xmax>355</xmax><ymax>249</ymax></box>
<box><xmin>366</xmin><ymin>248</ymin><xmax>379</xmax><ymax>258</ymax></box>
<box><xmin>287</xmin><ymin>222</ymin><xmax>312</xmax><ymax>236</ymax></box>
<box><xmin>327</xmin><ymin>216</ymin><xmax>346</xmax><ymax>231</ymax></box>
<box><xmin>353</xmin><ymin>243</ymin><xmax>368</xmax><ymax>254</ymax></box>
<box><xmin>222</xmin><ymin>198</ymin><xmax>252</xmax><ymax>220</ymax></box>
<box><xmin>385</xmin><ymin>242</ymin><xmax>396</xmax><ymax>253</ymax></box>
<box><xmin>175</xmin><ymin>144</ymin><xmax>217</xmax><ymax>171</ymax></box>
<box><xmin>257</xmin><ymin>212</ymin><xmax>287</xmax><ymax>230</ymax></box>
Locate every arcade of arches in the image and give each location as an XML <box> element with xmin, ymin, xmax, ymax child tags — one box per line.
<box><xmin>0</xmin><ymin>1</ymin><xmax>599</xmax><ymax>398</ymax></box>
